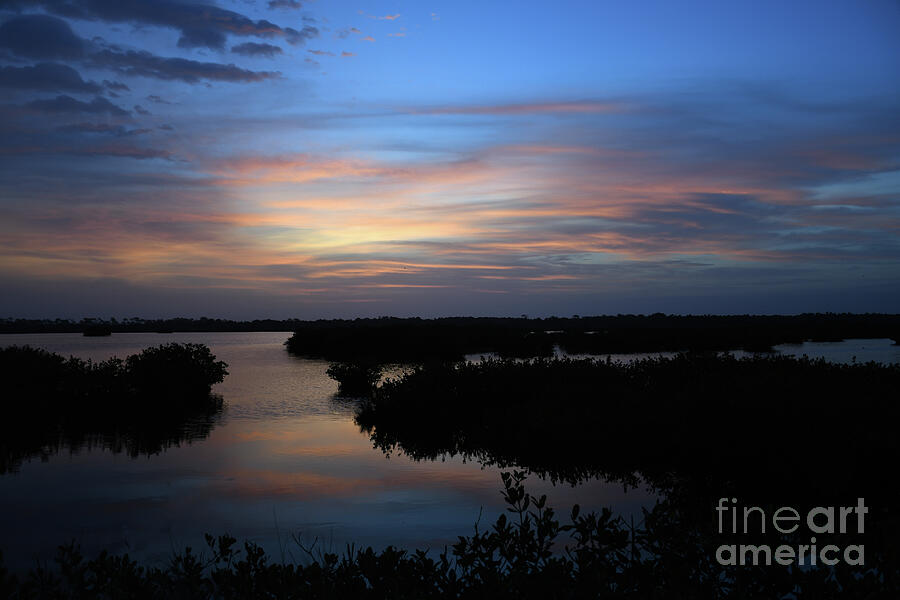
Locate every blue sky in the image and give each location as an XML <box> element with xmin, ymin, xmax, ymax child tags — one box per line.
<box><xmin>1</xmin><ymin>0</ymin><xmax>898</xmax><ymax>318</ymax></box>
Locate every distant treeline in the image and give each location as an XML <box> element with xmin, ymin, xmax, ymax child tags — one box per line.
<box><xmin>5</xmin><ymin>314</ymin><xmax>900</xmax><ymax>353</ymax></box>
<box><xmin>0</xmin><ymin>343</ymin><xmax>228</xmax><ymax>474</ymax></box>
<box><xmin>0</xmin><ymin>317</ymin><xmax>305</xmax><ymax>334</ymax></box>
<box><xmin>286</xmin><ymin>313</ymin><xmax>900</xmax><ymax>361</ymax></box>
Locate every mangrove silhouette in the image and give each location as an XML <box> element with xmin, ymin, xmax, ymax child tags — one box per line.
<box><xmin>81</xmin><ymin>323</ymin><xmax>112</xmax><ymax>337</ymax></box>
<box><xmin>0</xmin><ymin>471</ymin><xmax>895</xmax><ymax>598</ymax></box>
<box><xmin>0</xmin><ymin>343</ymin><xmax>228</xmax><ymax>474</ymax></box>
<box><xmin>283</xmin><ymin>314</ymin><xmax>900</xmax><ymax>362</ymax></box>
<box><xmin>0</xmin><ymin>316</ymin><xmax>313</xmax><ymax>334</ymax></box>
<box><xmin>354</xmin><ymin>355</ymin><xmax>899</xmax><ymax>547</ymax></box>
<box><xmin>326</xmin><ymin>361</ymin><xmax>384</xmax><ymax>397</ymax></box>
<box><xmin>355</xmin><ymin>354</ymin><xmax>899</xmax><ymax>487</ymax></box>
<box><xmin>4</xmin><ymin>314</ymin><xmax>900</xmax><ymax>354</ymax></box>
<box><xmin>348</xmin><ymin>355</ymin><xmax>900</xmax><ymax>594</ymax></box>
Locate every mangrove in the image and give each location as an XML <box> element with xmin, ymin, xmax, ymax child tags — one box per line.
<box><xmin>0</xmin><ymin>343</ymin><xmax>228</xmax><ymax>474</ymax></box>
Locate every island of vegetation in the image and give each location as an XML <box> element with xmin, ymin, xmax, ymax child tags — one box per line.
<box><xmin>352</xmin><ymin>353</ymin><xmax>900</xmax><ymax>492</ymax></box>
<box><xmin>81</xmin><ymin>323</ymin><xmax>112</xmax><ymax>337</ymax></box>
<box><xmin>286</xmin><ymin>313</ymin><xmax>900</xmax><ymax>362</ymax></box>
<box><xmin>329</xmin><ymin>352</ymin><xmax>897</xmax><ymax>596</ymax></box>
<box><xmin>0</xmin><ymin>343</ymin><xmax>228</xmax><ymax>474</ymax></box>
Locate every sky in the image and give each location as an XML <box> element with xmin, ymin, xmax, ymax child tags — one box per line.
<box><xmin>1</xmin><ymin>0</ymin><xmax>898</xmax><ymax>319</ymax></box>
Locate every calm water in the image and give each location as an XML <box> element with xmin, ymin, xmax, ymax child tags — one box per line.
<box><xmin>1</xmin><ymin>333</ymin><xmax>896</xmax><ymax>570</ymax></box>
<box><xmin>0</xmin><ymin>332</ymin><xmax>639</xmax><ymax>569</ymax></box>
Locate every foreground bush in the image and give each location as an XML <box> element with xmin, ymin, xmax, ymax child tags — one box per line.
<box><xmin>1</xmin><ymin>471</ymin><xmax>895</xmax><ymax>598</ymax></box>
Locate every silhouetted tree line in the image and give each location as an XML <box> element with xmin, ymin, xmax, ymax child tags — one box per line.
<box><xmin>0</xmin><ymin>343</ymin><xmax>228</xmax><ymax>474</ymax></box>
<box><xmin>285</xmin><ymin>314</ymin><xmax>900</xmax><ymax>361</ymax></box>
<box><xmin>1</xmin><ymin>470</ymin><xmax>895</xmax><ymax>598</ymax></box>
<box><xmin>0</xmin><ymin>317</ymin><xmax>308</xmax><ymax>334</ymax></box>
<box><xmin>4</xmin><ymin>314</ymin><xmax>899</xmax><ymax>352</ymax></box>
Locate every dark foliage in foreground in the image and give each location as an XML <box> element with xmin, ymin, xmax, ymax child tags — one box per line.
<box><xmin>0</xmin><ymin>343</ymin><xmax>228</xmax><ymax>474</ymax></box>
<box><xmin>285</xmin><ymin>314</ymin><xmax>900</xmax><ymax>362</ymax></box>
<box><xmin>1</xmin><ymin>472</ymin><xmax>895</xmax><ymax>598</ymax></box>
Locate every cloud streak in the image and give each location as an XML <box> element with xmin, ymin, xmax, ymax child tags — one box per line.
<box><xmin>24</xmin><ymin>94</ymin><xmax>129</xmax><ymax>115</ymax></box>
<box><xmin>0</xmin><ymin>14</ymin><xmax>283</xmax><ymax>84</ymax></box>
<box><xmin>231</xmin><ymin>42</ymin><xmax>283</xmax><ymax>58</ymax></box>
<box><xmin>88</xmin><ymin>49</ymin><xmax>279</xmax><ymax>83</ymax></box>
<box><xmin>268</xmin><ymin>0</ymin><xmax>302</xmax><ymax>9</ymax></box>
<box><xmin>0</xmin><ymin>14</ymin><xmax>84</xmax><ymax>59</ymax></box>
<box><xmin>6</xmin><ymin>0</ymin><xmax>317</xmax><ymax>49</ymax></box>
<box><xmin>0</xmin><ymin>62</ymin><xmax>101</xmax><ymax>92</ymax></box>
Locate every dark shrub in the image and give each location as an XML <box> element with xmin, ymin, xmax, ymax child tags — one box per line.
<box><xmin>1</xmin><ymin>472</ymin><xmax>896</xmax><ymax>597</ymax></box>
<box><xmin>0</xmin><ymin>345</ymin><xmax>67</xmax><ymax>398</ymax></box>
<box><xmin>326</xmin><ymin>362</ymin><xmax>383</xmax><ymax>397</ymax></box>
<box><xmin>126</xmin><ymin>343</ymin><xmax>228</xmax><ymax>403</ymax></box>
<box><xmin>0</xmin><ymin>343</ymin><xmax>228</xmax><ymax>473</ymax></box>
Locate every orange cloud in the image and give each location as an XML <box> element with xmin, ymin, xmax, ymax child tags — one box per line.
<box><xmin>210</xmin><ymin>155</ymin><xmax>386</xmax><ymax>185</ymax></box>
<box><xmin>357</xmin><ymin>283</ymin><xmax>451</xmax><ymax>288</ymax></box>
<box><xmin>6</xmin><ymin>123</ymin><xmax>887</xmax><ymax>303</ymax></box>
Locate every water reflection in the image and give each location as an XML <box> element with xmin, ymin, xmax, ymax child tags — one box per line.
<box><xmin>0</xmin><ymin>332</ymin><xmax>895</xmax><ymax>573</ymax></box>
<box><xmin>353</xmin><ymin>352</ymin><xmax>900</xmax><ymax>583</ymax></box>
<box><xmin>0</xmin><ymin>333</ymin><xmax>652</xmax><ymax>571</ymax></box>
<box><xmin>1</xmin><ymin>400</ymin><xmax>223</xmax><ymax>475</ymax></box>
<box><xmin>0</xmin><ymin>343</ymin><xmax>226</xmax><ymax>475</ymax></box>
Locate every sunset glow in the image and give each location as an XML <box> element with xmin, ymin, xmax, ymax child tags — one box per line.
<box><xmin>1</xmin><ymin>0</ymin><xmax>898</xmax><ymax>317</ymax></box>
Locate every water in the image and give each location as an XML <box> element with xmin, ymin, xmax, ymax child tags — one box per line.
<box><xmin>0</xmin><ymin>332</ymin><xmax>650</xmax><ymax>570</ymax></box>
<box><xmin>771</xmin><ymin>337</ymin><xmax>900</xmax><ymax>364</ymax></box>
<box><xmin>1</xmin><ymin>332</ymin><xmax>895</xmax><ymax>570</ymax></box>
<box><xmin>477</xmin><ymin>337</ymin><xmax>900</xmax><ymax>364</ymax></box>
